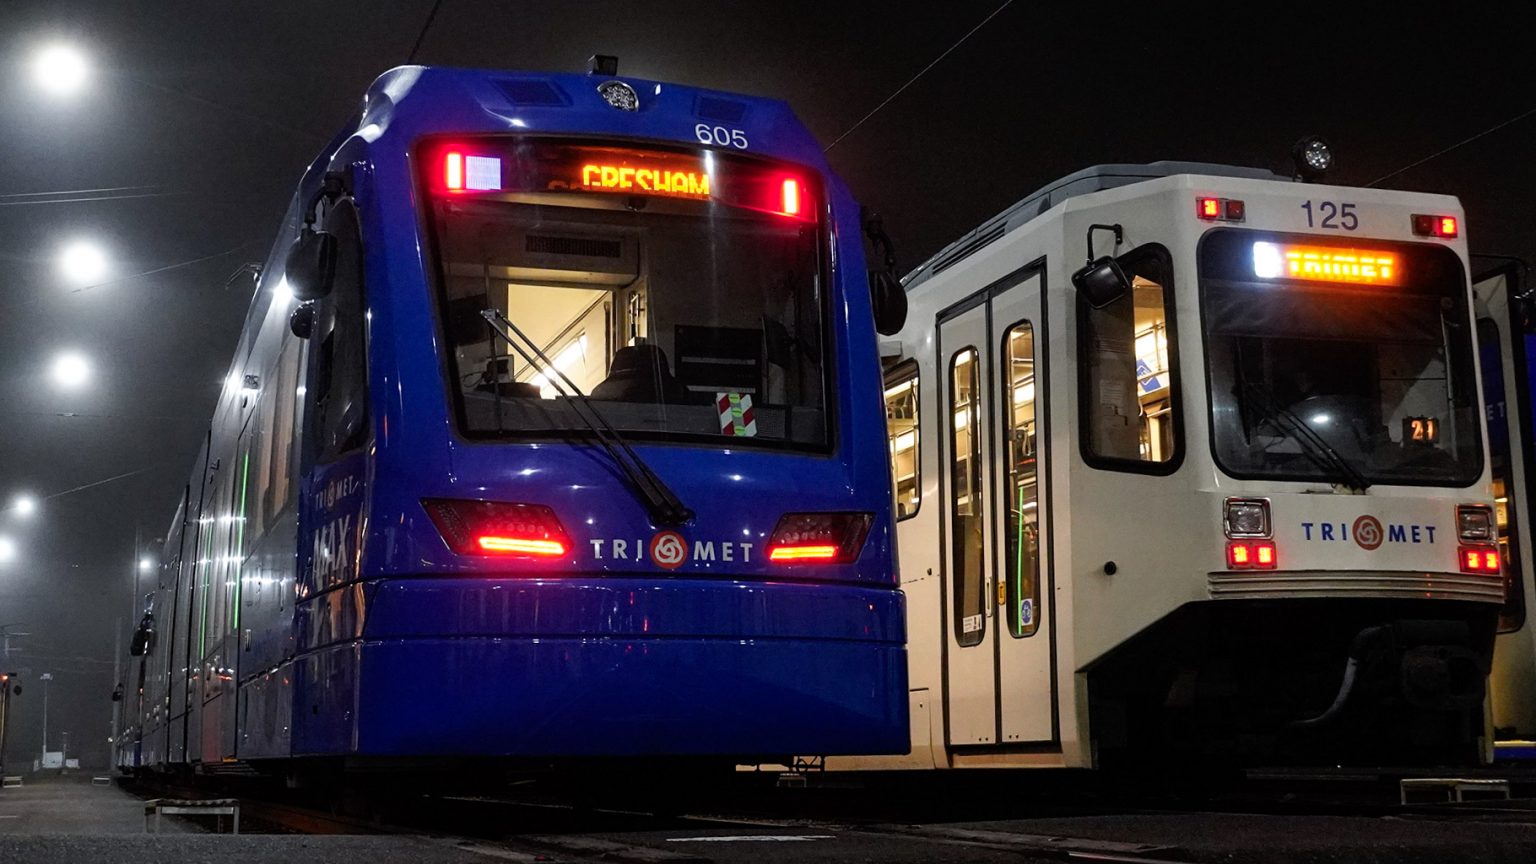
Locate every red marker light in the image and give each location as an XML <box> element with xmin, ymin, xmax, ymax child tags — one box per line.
<box><xmin>445</xmin><ymin>152</ymin><xmax>464</xmax><ymax>190</ymax></box>
<box><xmin>782</xmin><ymin>178</ymin><xmax>801</xmax><ymax>216</ymax></box>
<box><xmin>423</xmin><ymin>498</ymin><xmax>571</xmax><ymax>560</ymax></box>
<box><xmin>766</xmin><ymin>512</ymin><xmax>872</xmax><ymax>565</ymax></box>
<box><xmin>1459</xmin><ymin>545</ymin><xmax>1500</xmax><ymax>573</ymax></box>
<box><xmin>1226</xmin><ymin>540</ymin><xmax>1277</xmax><ymax>570</ymax></box>
<box><xmin>768</xmin><ymin>544</ymin><xmax>839</xmax><ymax>562</ymax></box>
<box><xmin>1198</xmin><ymin>197</ymin><xmax>1222</xmax><ymax>219</ymax></box>
<box><xmin>1228</xmin><ymin>542</ymin><xmax>1251</xmax><ymax>567</ymax></box>
<box><xmin>476</xmin><ymin>536</ymin><xmax>567</xmax><ymax>557</ymax></box>
<box><xmin>1412</xmin><ymin>213</ymin><xmax>1459</xmax><ymax>238</ymax></box>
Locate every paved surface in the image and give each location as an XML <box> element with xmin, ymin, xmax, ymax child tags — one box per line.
<box><xmin>7</xmin><ymin>772</ymin><xmax>1536</xmax><ymax>863</ymax></box>
<box><xmin>0</xmin><ymin>775</ymin><xmax>506</xmax><ymax>863</ymax></box>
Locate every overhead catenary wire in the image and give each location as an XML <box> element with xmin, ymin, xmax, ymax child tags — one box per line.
<box><xmin>1367</xmin><ymin>105</ymin><xmax>1536</xmax><ymax>187</ymax></box>
<box><xmin>825</xmin><ymin>0</ymin><xmax>1014</xmax><ymax>152</ymax></box>
<box><xmin>407</xmin><ymin>0</ymin><xmax>447</xmax><ymax>64</ymax></box>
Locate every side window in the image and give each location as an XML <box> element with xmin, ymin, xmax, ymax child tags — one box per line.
<box><xmin>310</xmin><ymin>198</ymin><xmax>369</xmax><ymax>463</ymax></box>
<box><xmin>263</xmin><ymin>337</ymin><xmax>302</xmax><ymax>526</ymax></box>
<box><xmin>884</xmin><ymin>364</ymin><xmax>920</xmax><ymax>520</ymax></box>
<box><xmin>1079</xmin><ymin>244</ymin><xmax>1179</xmax><ymax>470</ymax></box>
<box><xmin>950</xmin><ymin>348</ymin><xmax>984</xmax><ymax>647</ymax></box>
<box><xmin>1002</xmin><ymin>322</ymin><xmax>1040</xmax><ymax>637</ymax></box>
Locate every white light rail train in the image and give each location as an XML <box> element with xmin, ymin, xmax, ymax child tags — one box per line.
<box><xmin>850</xmin><ymin>154</ymin><xmax>1504</xmax><ymax>770</ymax></box>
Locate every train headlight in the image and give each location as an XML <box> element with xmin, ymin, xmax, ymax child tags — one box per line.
<box><xmin>1224</xmin><ymin>497</ymin><xmax>1271</xmax><ymax>538</ymax></box>
<box><xmin>1457</xmin><ymin>504</ymin><xmax>1495</xmax><ymax>542</ymax></box>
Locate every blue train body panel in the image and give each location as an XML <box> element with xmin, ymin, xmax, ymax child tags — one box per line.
<box><xmin>119</xmin><ymin>65</ymin><xmax>907</xmax><ymax>770</ymax></box>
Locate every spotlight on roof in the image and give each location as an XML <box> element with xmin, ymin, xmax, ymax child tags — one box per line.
<box><xmin>1292</xmin><ymin>135</ymin><xmax>1333</xmax><ymax>182</ymax></box>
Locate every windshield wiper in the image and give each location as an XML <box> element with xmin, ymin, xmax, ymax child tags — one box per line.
<box><xmin>1243</xmin><ymin>383</ymin><xmax>1371</xmax><ymax>492</ymax></box>
<box><xmin>480</xmin><ymin>309</ymin><xmax>694</xmax><ymax>527</ymax></box>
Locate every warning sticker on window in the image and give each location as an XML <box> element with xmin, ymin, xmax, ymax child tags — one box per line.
<box><xmin>961</xmin><ymin>613</ymin><xmax>983</xmax><ymax>634</ymax></box>
<box><xmin>717</xmin><ymin>392</ymin><xmax>757</xmax><ymax>437</ymax></box>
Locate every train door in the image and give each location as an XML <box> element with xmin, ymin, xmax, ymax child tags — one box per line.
<box><xmin>938</xmin><ymin>265</ymin><xmax>1054</xmax><ymax>748</ymax></box>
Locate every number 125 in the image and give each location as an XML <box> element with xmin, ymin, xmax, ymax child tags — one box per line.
<box><xmin>1302</xmin><ymin>200</ymin><xmax>1358</xmax><ymax>230</ymax></box>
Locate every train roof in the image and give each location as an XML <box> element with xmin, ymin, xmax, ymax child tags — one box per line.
<box><xmin>904</xmin><ymin>161</ymin><xmax>1289</xmax><ymax>287</ymax></box>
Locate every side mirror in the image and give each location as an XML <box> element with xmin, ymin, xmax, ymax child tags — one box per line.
<box><xmin>870</xmin><ymin>271</ymin><xmax>908</xmax><ymax>336</ymax></box>
<box><xmin>285</xmin><ymin>228</ymin><xmax>338</xmax><ymax>302</ymax></box>
<box><xmin>289</xmin><ymin>302</ymin><xmax>316</xmax><ymax>339</ymax></box>
<box><xmin>1072</xmin><ymin>223</ymin><xmax>1130</xmax><ymax>309</ymax></box>
<box><xmin>129</xmin><ymin>618</ymin><xmax>154</xmax><ymax>657</ymax></box>
<box><xmin>1072</xmin><ymin>256</ymin><xmax>1132</xmax><ymax>309</ymax></box>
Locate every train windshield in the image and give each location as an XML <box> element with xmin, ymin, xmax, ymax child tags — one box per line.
<box><xmin>421</xmin><ymin>138</ymin><xmax>830</xmax><ymax>448</ymax></box>
<box><xmin>1199</xmin><ymin>230</ymin><xmax>1481</xmax><ymax>486</ymax></box>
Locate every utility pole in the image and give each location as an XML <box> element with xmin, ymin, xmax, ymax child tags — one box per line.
<box><xmin>0</xmin><ymin>672</ymin><xmax>13</xmax><ymax>775</ymax></box>
<box><xmin>111</xmin><ymin>617</ymin><xmax>121</xmax><ymax>752</ymax></box>
<box><xmin>40</xmin><ymin>672</ymin><xmax>52</xmax><ymax>759</ymax></box>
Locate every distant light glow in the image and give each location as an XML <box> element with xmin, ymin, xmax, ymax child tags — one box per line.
<box><xmin>139</xmin><ymin>557</ymin><xmax>153</xmax><ymax>572</ymax></box>
<box><xmin>13</xmin><ymin>495</ymin><xmax>37</xmax><ymax>517</ymax></box>
<box><xmin>51</xmin><ymin>352</ymin><xmax>90</xmax><ymax>388</ymax></box>
<box><xmin>33</xmin><ymin>44</ymin><xmax>89</xmax><ymax>96</ymax></box>
<box><xmin>274</xmin><ymin>277</ymin><xmax>293</xmax><ymax>303</ymax></box>
<box><xmin>1310</xmin><ymin>414</ymin><xmax>1331</xmax><ymax>425</ymax></box>
<box><xmin>58</xmin><ymin>241</ymin><xmax>108</xmax><ymax>285</ymax></box>
<box><xmin>0</xmin><ymin>537</ymin><xmax>14</xmax><ymax>563</ymax></box>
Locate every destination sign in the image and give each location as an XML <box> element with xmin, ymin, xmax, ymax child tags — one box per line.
<box><xmin>1252</xmin><ymin>241</ymin><xmax>1401</xmax><ymax>286</ymax></box>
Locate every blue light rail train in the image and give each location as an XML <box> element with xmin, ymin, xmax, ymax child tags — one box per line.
<box><xmin>114</xmin><ymin>60</ymin><xmax>908</xmax><ymax>777</ymax></box>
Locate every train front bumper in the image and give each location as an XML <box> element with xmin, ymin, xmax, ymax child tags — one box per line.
<box><xmin>298</xmin><ymin>575</ymin><xmax>908</xmax><ymax>759</ymax></box>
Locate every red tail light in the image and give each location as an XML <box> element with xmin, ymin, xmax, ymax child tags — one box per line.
<box><xmin>1459</xmin><ymin>545</ymin><xmax>1500</xmax><ymax>574</ymax></box>
<box><xmin>766</xmin><ymin>512</ymin><xmax>871</xmax><ymax>564</ymax></box>
<box><xmin>423</xmin><ymin>498</ymin><xmax>571</xmax><ymax>558</ymax></box>
<box><xmin>1226</xmin><ymin>539</ymin><xmax>1277</xmax><ymax>570</ymax></box>
<box><xmin>781</xmin><ymin>178</ymin><xmax>801</xmax><ymax>216</ymax></box>
<box><xmin>445</xmin><ymin>152</ymin><xmax>464</xmax><ymax>190</ymax></box>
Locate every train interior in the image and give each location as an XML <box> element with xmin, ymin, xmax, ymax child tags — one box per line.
<box><xmin>432</xmin><ymin>197</ymin><xmax>829</xmax><ymax>446</ymax></box>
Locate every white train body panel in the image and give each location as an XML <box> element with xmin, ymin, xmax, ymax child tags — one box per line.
<box><xmin>834</xmin><ymin>166</ymin><xmax>1499</xmax><ymax>771</ymax></box>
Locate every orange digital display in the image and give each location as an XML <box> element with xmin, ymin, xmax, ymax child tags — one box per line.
<box><xmin>1252</xmin><ymin>241</ymin><xmax>1401</xmax><ymax>286</ymax></box>
<box><xmin>579</xmin><ymin>163</ymin><xmax>711</xmax><ymax>199</ymax></box>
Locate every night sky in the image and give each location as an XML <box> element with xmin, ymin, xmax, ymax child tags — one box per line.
<box><xmin>0</xmin><ymin>1</ymin><xmax>1531</xmax><ymax>767</ymax></box>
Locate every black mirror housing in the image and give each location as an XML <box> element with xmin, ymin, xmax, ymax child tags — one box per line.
<box><xmin>870</xmin><ymin>271</ymin><xmax>908</xmax><ymax>336</ymax></box>
<box><xmin>1072</xmin><ymin>256</ymin><xmax>1131</xmax><ymax>309</ymax></box>
<box><xmin>285</xmin><ymin>228</ymin><xmax>338</xmax><ymax>302</ymax></box>
<box><xmin>289</xmin><ymin>302</ymin><xmax>316</xmax><ymax>340</ymax></box>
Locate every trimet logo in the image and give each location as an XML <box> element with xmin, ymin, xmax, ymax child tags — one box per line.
<box><xmin>588</xmin><ymin>531</ymin><xmax>756</xmax><ymax>569</ymax></box>
<box><xmin>649</xmin><ymin>531</ymin><xmax>689</xmax><ymax>570</ymax></box>
<box><xmin>1353</xmin><ymin>515</ymin><xmax>1384</xmax><ymax>551</ymax></box>
<box><xmin>1300</xmin><ymin>515</ymin><xmax>1437</xmax><ymax>548</ymax></box>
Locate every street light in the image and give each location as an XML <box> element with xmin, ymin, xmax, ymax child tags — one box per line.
<box><xmin>11</xmin><ymin>495</ymin><xmax>36</xmax><ymax>518</ymax></box>
<box><xmin>32</xmin><ymin>44</ymin><xmax>90</xmax><ymax>97</ymax></box>
<box><xmin>51</xmin><ymin>352</ymin><xmax>90</xmax><ymax>389</ymax></box>
<box><xmin>58</xmin><ymin>240</ymin><xmax>109</xmax><ymax>286</ymax></box>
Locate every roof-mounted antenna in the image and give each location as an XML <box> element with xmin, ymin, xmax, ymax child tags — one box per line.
<box><xmin>588</xmin><ymin>55</ymin><xmax>618</xmax><ymax>76</ymax></box>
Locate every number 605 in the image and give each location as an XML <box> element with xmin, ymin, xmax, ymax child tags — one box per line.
<box><xmin>695</xmin><ymin>124</ymin><xmax>748</xmax><ymax>149</ymax></box>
